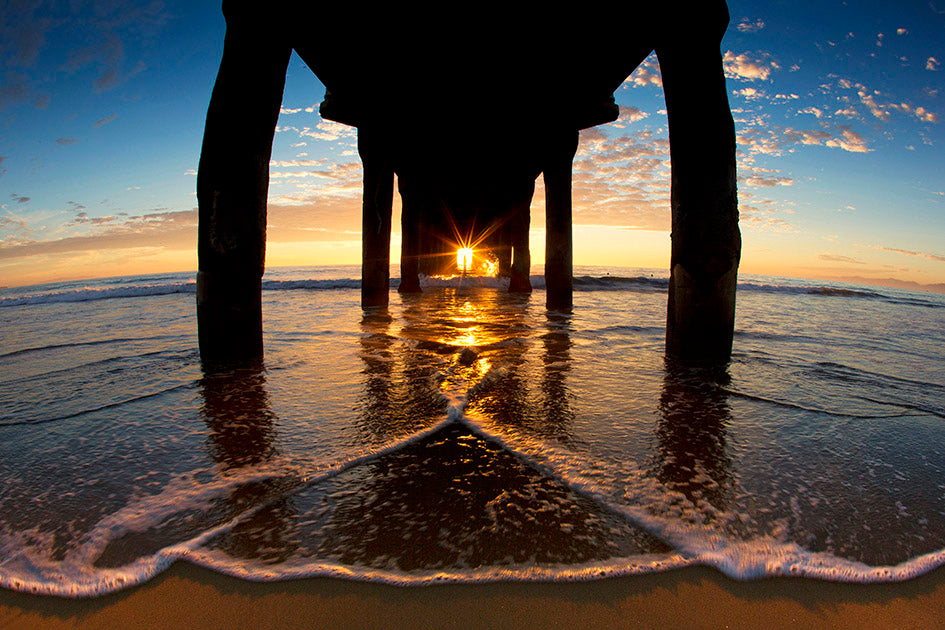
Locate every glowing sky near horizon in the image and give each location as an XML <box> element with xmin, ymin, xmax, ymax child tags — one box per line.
<box><xmin>1</xmin><ymin>1</ymin><xmax>943</xmax><ymax>291</ymax></box>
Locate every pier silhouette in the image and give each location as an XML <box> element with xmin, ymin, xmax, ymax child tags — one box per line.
<box><xmin>197</xmin><ymin>1</ymin><xmax>740</xmax><ymax>364</ymax></box>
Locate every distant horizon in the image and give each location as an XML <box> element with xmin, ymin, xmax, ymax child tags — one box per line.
<box><xmin>3</xmin><ymin>260</ymin><xmax>944</xmax><ymax>296</ymax></box>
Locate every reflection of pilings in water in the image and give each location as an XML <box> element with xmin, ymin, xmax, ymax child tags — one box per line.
<box><xmin>355</xmin><ymin>298</ymin><xmax>452</xmax><ymax>443</ymax></box>
<box><xmin>357</xmin><ymin>309</ymin><xmax>396</xmax><ymax>439</ymax></box>
<box><xmin>458</xmin><ymin>297</ymin><xmax>573</xmax><ymax>443</ymax></box>
<box><xmin>539</xmin><ymin>311</ymin><xmax>575</xmax><ymax>439</ymax></box>
<box><xmin>200</xmin><ymin>363</ymin><xmax>277</xmax><ymax>469</ymax></box>
<box><xmin>198</xmin><ymin>364</ymin><xmax>299</xmax><ymax>563</ymax></box>
<box><xmin>654</xmin><ymin>359</ymin><xmax>735</xmax><ymax>514</ymax></box>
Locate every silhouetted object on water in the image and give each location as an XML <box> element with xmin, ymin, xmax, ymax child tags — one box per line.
<box><xmin>197</xmin><ymin>2</ymin><xmax>740</xmax><ymax>364</ymax></box>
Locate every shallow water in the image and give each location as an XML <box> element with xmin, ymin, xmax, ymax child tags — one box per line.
<box><xmin>1</xmin><ymin>266</ymin><xmax>944</xmax><ymax>596</ymax></box>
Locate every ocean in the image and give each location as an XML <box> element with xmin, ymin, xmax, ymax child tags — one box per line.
<box><xmin>1</xmin><ymin>265</ymin><xmax>944</xmax><ymax>597</ymax></box>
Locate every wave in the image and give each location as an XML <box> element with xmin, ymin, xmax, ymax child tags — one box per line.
<box><xmin>0</xmin><ymin>336</ymin><xmax>181</xmax><ymax>360</ymax></box>
<box><xmin>4</xmin><ymin>408</ymin><xmax>945</xmax><ymax>597</ymax></box>
<box><xmin>0</xmin><ymin>283</ymin><xmax>197</xmax><ymax>307</ymax></box>
<box><xmin>3</xmin><ymin>272</ymin><xmax>942</xmax><ymax>308</ymax></box>
<box><xmin>737</xmin><ymin>282</ymin><xmax>943</xmax><ymax>308</ymax></box>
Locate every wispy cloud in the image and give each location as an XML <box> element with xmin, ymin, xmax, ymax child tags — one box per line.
<box><xmin>736</xmin><ymin>19</ymin><xmax>765</xmax><ymax>33</ymax></box>
<box><xmin>0</xmin><ymin>71</ymin><xmax>31</xmax><ymax>110</ymax></box>
<box><xmin>737</xmin><ymin>124</ymin><xmax>870</xmax><ymax>155</ymax></box>
<box><xmin>856</xmin><ymin>244</ymin><xmax>945</xmax><ymax>263</ymax></box>
<box><xmin>824</xmin><ymin>126</ymin><xmax>870</xmax><ymax>153</ymax></box>
<box><xmin>94</xmin><ymin>113</ymin><xmax>117</xmax><ymax>127</ymax></box>
<box><xmin>818</xmin><ymin>254</ymin><xmax>865</xmax><ymax>264</ymax></box>
<box><xmin>927</xmin><ymin>57</ymin><xmax>941</xmax><ymax>71</ymax></box>
<box><xmin>56</xmin><ymin>137</ymin><xmax>80</xmax><ymax>146</ymax></box>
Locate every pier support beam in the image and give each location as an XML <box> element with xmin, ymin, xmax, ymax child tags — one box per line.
<box><xmin>508</xmin><ymin>184</ymin><xmax>534</xmax><ymax>293</ymax></box>
<box><xmin>657</xmin><ymin>26</ymin><xmax>740</xmax><ymax>362</ymax></box>
<box><xmin>397</xmin><ymin>177</ymin><xmax>423</xmax><ymax>293</ymax></box>
<box><xmin>196</xmin><ymin>13</ymin><xmax>290</xmax><ymax>364</ymax></box>
<box><xmin>543</xmin><ymin>130</ymin><xmax>579</xmax><ymax>310</ymax></box>
<box><xmin>358</xmin><ymin>129</ymin><xmax>394</xmax><ymax>307</ymax></box>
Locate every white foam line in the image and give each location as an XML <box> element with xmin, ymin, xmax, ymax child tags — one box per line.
<box><xmin>0</xmin><ymin>413</ymin><xmax>464</xmax><ymax>598</ymax></box>
<box><xmin>181</xmin><ymin>550</ymin><xmax>694</xmax><ymax>586</ymax></box>
<box><xmin>456</xmin><ymin>413</ymin><xmax>945</xmax><ymax>584</ymax></box>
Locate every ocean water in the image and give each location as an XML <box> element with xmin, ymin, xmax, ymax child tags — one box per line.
<box><xmin>1</xmin><ymin>265</ymin><xmax>944</xmax><ymax>597</ymax></box>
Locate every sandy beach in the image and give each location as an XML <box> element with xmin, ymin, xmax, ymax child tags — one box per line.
<box><xmin>2</xmin><ymin>562</ymin><xmax>945</xmax><ymax>629</ymax></box>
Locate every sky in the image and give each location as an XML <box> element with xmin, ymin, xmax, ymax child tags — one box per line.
<box><xmin>1</xmin><ymin>1</ymin><xmax>944</xmax><ymax>292</ymax></box>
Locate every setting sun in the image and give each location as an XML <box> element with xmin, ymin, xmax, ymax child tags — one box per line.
<box><xmin>457</xmin><ymin>247</ymin><xmax>474</xmax><ymax>273</ymax></box>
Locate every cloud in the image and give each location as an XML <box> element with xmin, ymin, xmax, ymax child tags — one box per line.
<box><xmin>0</xmin><ymin>198</ymin><xmax>374</xmax><ymax>263</ymax></box>
<box><xmin>0</xmin><ymin>10</ymin><xmax>51</xmax><ymax>69</ymax></box>
<box><xmin>824</xmin><ymin>127</ymin><xmax>870</xmax><ymax>153</ymax></box>
<box><xmin>928</xmin><ymin>57</ymin><xmax>941</xmax><ymax>71</ymax></box>
<box><xmin>10</xmin><ymin>194</ymin><xmax>30</xmax><ymax>204</ymax></box>
<box><xmin>742</xmin><ymin>175</ymin><xmax>794</xmax><ymax>187</ymax></box>
<box><xmin>609</xmin><ymin>106</ymin><xmax>648</xmax><ymax>127</ymax></box>
<box><xmin>0</xmin><ymin>209</ymin><xmax>197</xmax><ymax>260</ymax></box>
<box><xmin>280</xmin><ymin>107</ymin><xmax>303</xmax><ymax>114</ymax></box>
<box><xmin>56</xmin><ymin>137</ymin><xmax>80</xmax><ymax>145</ymax></box>
<box><xmin>846</xmin><ymin>82</ymin><xmax>938</xmax><ymax>123</ymax></box>
<box><xmin>294</xmin><ymin>119</ymin><xmax>357</xmax><ymax>142</ymax></box>
<box><xmin>62</xmin><ymin>33</ymin><xmax>144</xmax><ymax>93</ymax></box>
<box><xmin>737</xmin><ymin>201</ymin><xmax>796</xmax><ymax>231</ymax></box>
<box><xmin>623</xmin><ymin>55</ymin><xmax>662</xmax><ymax>88</ymax></box>
<box><xmin>856</xmin><ymin>244</ymin><xmax>945</xmax><ymax>263</ymax></box>
<box><xmin>736</xmin><ymin>19</ymin><xmax>765</xmax><ymax>33</ymax></box>
<box><xmin>856</xmin><ymin>86</ymin><xmax>890</xmax><ymax>120</ymax></box>
<box><xmin>912</xmin><ymin>106</ymin><xmax>938</xmax><ymax>123</ymax></box>
<box><xmin>1</xmin><ymin>214</ymin><xmax>28</xmax><ymax>229</ymax></box>
<box><xmin>94</xmin><ymin>113</ymin><xmax>117</xmax><ymax>127</ymax></box>
<box><xmin>0</xmin><ymin>71</ymin><xmax>31</xmax><ymax>110</ymax></box>
<box><xmin>56</xmin><ymin>0</ymin><xmax>165</xmax><ymax>93</ymax></box>
<box><xmin>269</xmin><ymin>159</ymin><xmax>328</xmax><ymax>168</ymax></box>
<box><xmin>897</xmin><ymin>28</ymin><xmax>909</xmax><ymax>35</ymax></box>
<box><xmin>818</xmin><ymin>254</ymin><xmax>864</xmax><ymax>264</ymax></box>
<box><xmin>735</xmin><ymin>87</ymin><xmax>765</xmax><ymax>100</ymax></box>
<box><xmin>267</xmin><ymin>160</ymin><xmax>364</xmax><ymax>204</ymax></box>
<box><xmin>737</xmin><ymin>124</ymin><xmax>870</xmax><ymax>155</ymax></box>
<box><xmin>723</xmin><ymin>51</ymin><xmax>779</xmax><ymax>81</ymax></box>
<box><xmin>800</xmin><ymin>106</ymin><xmax>823</xmax><ymax>118</ymax></box>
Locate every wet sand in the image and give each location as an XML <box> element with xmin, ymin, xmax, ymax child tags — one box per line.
<box><xmin>2</xmin><ymin>563</ymin><xmax>945</xmax><ymax>629</ymax></box>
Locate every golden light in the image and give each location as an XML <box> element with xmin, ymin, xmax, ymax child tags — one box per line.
<box><xmin>457</xmin><ymin>247</ymin><xmax>474</xmax><ymax>273</ymax></box>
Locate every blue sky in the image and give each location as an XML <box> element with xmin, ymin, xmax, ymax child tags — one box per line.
<box><xmin>1</xmin><ymin>0</ymin><xmax>943</xmax><ymax>291</ymax></box>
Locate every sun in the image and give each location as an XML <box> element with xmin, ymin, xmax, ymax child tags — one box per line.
<box><xmin>457</xmin><ymin>247</ymin><xmax>474</xmax><ymax>273</ymax></box>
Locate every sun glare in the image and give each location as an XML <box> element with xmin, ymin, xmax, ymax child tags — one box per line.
<box><xmin>457</xmin><ymin>248</ymin><xmax>474</xmax><ymax>273</ymax></box>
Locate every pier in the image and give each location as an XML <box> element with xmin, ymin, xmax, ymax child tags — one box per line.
<box><xmin>197</xmin><ymin>2</ymin><xmax>740</xmax><ymax>364</ymax></box>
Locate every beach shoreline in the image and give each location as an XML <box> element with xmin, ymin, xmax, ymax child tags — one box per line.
<box><xmin>2</xmin><ymin>562</ymin><xmax>944</xmax><ymax>629</ymax></box>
